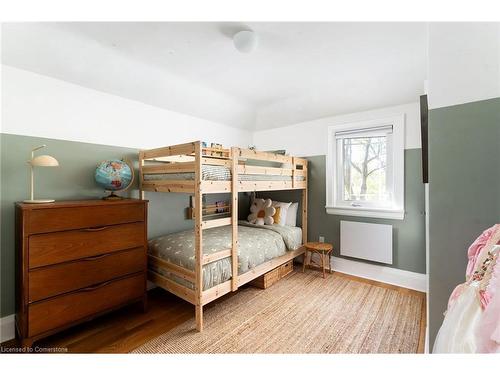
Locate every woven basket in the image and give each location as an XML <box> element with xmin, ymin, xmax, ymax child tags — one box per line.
<box><xmin>250</xmin><ymin>260</ymin><xmax>293</xmax><ymax>289</ymax></box>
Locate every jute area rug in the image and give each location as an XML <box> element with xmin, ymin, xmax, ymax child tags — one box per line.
<box><xmin>132</xmin><ymin>271</ymin><xmax>424</xmax><ymax>353</ymax></box>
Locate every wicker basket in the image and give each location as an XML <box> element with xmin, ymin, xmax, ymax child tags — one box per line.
<box><xmin>250</xmin><ymin>260</ymin><xmax>293</xmax><ymax>289</ymax></box>
<box><xmin>279</xmin><ymin>260</ymin><xmax>293</xmax><ymax>279</ymax></box>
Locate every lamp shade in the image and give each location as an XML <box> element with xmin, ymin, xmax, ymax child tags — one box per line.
<box><xmin>30</xmin><ymin>155</ymin><xmax>59</xmax><ymax>167</ymax></box>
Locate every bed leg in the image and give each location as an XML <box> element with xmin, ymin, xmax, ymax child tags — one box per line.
<box><xmin>195</xmin><ymin>304</ymin><xmax>203</xmax><ymax>332</ymax></box>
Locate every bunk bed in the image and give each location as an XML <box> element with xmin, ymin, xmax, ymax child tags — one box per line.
<box><xmin>138</xmin><ymin>141</ymin><xmax>308</xmax><ymax>332</ymax></box>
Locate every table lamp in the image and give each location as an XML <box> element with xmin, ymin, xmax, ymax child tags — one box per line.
<box><xmin>23</xmin><ymin>145</ymin><xmax>59</xmax><ymax>204</ymax></box>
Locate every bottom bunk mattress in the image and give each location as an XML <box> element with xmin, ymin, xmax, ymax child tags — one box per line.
<box><xmin>148</xmin><ymin>221</ymin><xmax>302</xmax><ymax>291</ymax></box>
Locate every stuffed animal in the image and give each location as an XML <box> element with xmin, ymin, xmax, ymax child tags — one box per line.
<box><xmin>247</xmin><ymin>198</ymin><xmax>276</xmax><ymax>225</ymax></box>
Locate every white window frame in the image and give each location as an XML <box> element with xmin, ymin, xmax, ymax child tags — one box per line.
<box><xmin>326</xmin><ymin>115</ymin><xmax>405</xmax><ymax>220</ymax></box>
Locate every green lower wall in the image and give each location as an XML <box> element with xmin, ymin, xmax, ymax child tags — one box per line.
<box><xmin>428</xmin><ymin>97</ymin><xmax>500</xmax><ymax>348</ymax></box>
<box><xmin>262</xmin><ymin>150</ymin><xmax>426</xmax><ymax>274</ymax></box>
<box><xmin>0</xmin><ymin>134</ymin><xmax>249</xmax><ymax>318</ymax></box>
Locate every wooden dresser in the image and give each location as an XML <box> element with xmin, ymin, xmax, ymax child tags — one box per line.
<box><xmin>15</xmin><ymin>199</ymin><xmax>148</xmax><ymax>347</ymax></box>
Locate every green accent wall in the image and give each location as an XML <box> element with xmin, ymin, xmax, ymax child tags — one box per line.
<box><xmin>262</xmin><ymin>150</ymin><xmax>426</xmax><ymax>274</ymax></box>
<box><xmin>428</xmin><ymin>97</ymin><xmax>500</xmax><ymax>348</ymax></box>
<box><xmin>0</xmin><ymin>134</ymin><xmax>249</xmax><ymax>318</ymax></box>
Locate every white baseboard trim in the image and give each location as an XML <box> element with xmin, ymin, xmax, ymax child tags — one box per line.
<box><xmin>330</xmin><ymin>256</ymin><xmax>427</xmax><ymax>292</ymax></box>
<box><xmin>1</xmin><ymin>314</ymin><xmax>15</xmax><ymax>343</ymax></box>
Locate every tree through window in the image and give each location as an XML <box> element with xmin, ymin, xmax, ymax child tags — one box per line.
<box><xmin>342</xmin><ymin>136</ymin><xmax>389</xmax><ymax>203</ymax></box>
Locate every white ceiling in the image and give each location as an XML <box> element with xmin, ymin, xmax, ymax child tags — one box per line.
<box><xmin>1</xmin><ymin>22</ymin><xmax>428</xmax><ymax>131</ymax></box>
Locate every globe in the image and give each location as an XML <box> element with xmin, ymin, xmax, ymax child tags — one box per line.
<box><xmin>95</xmin><ymin>160</ymin><xmax>134</xmax><ymax>198</ymax></box>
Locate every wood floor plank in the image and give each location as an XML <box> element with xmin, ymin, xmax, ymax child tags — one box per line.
<box><xmin>96</xmin><ymin>311</ymin><xmax>194</xmax><ymax>353</ymax></box>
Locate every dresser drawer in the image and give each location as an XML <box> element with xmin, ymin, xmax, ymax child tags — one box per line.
<box><xmin>26</xmin><ymin>202</ymin><xmax>145</xmax><ymax>234</ymax></box>
<box><xmin>29</xmin><ymin>247</ymin><xmax>146</xmax><ymax>302</ymax></box>
<box><xmin>28</xmin><ymin>273</ymin><xmax>144</xmax><ymax>337</ymax></box>
<box><xmin>29</xmin><ymin>222</ymin><xmax>145</xmax><ymax>268</ymax></box>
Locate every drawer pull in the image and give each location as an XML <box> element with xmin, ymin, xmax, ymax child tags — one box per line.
<box><xmin>82</xmin><ymin>226</ymin><xmax>109</xmax><ymax>232</ymax></box>
<box><xmin>80</xmin><ymin>280</ymin><xmax>113</xmax><ymax>292</ymax></box>
<box><xmin>82</xmin><ymin>253</ymin><xmax>111</xmax><ymax>261</ymax></box>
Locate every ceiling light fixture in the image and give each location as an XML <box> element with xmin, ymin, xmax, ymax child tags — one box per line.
<box><xmin>233</xmin><ymin>30</ymin><xmax>258</xmax><ymax>53</ymax></box>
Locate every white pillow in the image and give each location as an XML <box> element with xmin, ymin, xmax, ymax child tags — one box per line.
<box><xmin>285</xmin><ymin>202</ymin><xmax>299</xmax><ymax>226</ymax></box>
<box><xmin>271</xmin><ymin>201</ymin><xmax>292</xmax><ymax>226</ymax></box>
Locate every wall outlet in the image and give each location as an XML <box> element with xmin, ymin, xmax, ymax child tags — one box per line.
<box><xmin>319</xmin><ymin>236</ymin><xmax>325</xmax><ymax>243</ymax></box>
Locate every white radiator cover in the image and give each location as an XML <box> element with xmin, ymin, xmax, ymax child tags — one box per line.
<box><xmin>340</xmin><ymin>221</ymin><xmax>393</xmax><ymax>264</ymax></box>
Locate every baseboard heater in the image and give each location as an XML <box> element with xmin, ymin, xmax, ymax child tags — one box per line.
<box><xmin>340</xmin><ymin>221</ymin><xmax>393</xmax><ymax>264</ymax></box>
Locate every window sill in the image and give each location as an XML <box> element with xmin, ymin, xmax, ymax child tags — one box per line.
<box><xmin>325</xmin><ymin>206</ymin><xmax>405</xmax><ymax>220</ymax></box>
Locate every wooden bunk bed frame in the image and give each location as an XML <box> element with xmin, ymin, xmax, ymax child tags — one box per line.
<box><xmin>138</xmin><ymin>141</ymin><xmax>308</xmax><ymax>332</ymax></box>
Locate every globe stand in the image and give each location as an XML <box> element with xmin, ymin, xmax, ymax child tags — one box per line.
<box><xmin>102</xmin><ymin>192</ymin><xmax>123</xmax><ymax>201</ymax></box>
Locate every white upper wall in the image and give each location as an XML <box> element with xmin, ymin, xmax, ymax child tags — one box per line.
<box><xmin>1</xmin><ymin>23</ymin><xmax>256</xmax><ymax>130</ymax></box>
<box><xmin>2</xmin><ymin>65</ymin><xmax>421</xmax><ymax>157</ymax></box>
<box><xmin>428</xmin><ymin>23</ymin><xmax>500</xmax><ymax>109</ymax></box>
<box><xmin>252</xmin><ymin>102</ymin><xmax>421</xmax><ymax>157</ymax></box>
<box><xmin>1</xmin><ymin>65</ymin><xmax>252</xmax><ymax>149</ymax></box>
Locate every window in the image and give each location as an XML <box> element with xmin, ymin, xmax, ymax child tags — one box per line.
<box><xmin>326</xmin><ymin>115</ymin><xmax>405</xmax><ymax>220</ymax></box>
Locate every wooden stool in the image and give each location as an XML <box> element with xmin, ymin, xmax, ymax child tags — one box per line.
<box><xmin>302</xmin><ymin>242</ymin><xmax>333</xmax><ymax>278</ymax></box>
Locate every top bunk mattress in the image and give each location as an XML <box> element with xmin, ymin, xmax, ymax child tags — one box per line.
<box><xmin>148</xmin><ymin>221</ymin><xmax>303</xmax><ymax>291</ymax></box>
<box><xmin>143</xmin><ymin>164</ymin><xmax>305</xmax><ymax>182</ymax></box>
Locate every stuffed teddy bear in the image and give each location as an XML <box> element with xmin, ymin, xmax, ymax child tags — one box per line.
<box><xmin>247</xmin><ymin>198</ymin><xmax>276</xmax><ymax>225</ymax></box>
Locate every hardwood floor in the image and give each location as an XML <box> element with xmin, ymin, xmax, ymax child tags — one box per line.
<box><xmin>1</xmin><ymin>272</ymin><xmax>427</xmax><ymax>353</ymax></box>
<box><xmin>2</xmin><ymin>288</ymin><xmax>193</xmax><ymax>353</ymax></box>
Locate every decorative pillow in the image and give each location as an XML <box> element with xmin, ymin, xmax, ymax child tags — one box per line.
<box><xmin>286</xmin><ymin>202</ymin><xmax>299</xmax><ymax>226</ymax></box>
<box><xmin>272</xmin><ymin>207</ymin><xmax>282</xmax><ymax>225</ymax></box>
<box><xmin>271</xmin><ymin>201</ymin><xmax>292</xmax><ymax>226</ymax></box>
<box><xmin>247</xmin><ymin>198</ymin><xmax>276</xmax><ymax>226</ymax></box>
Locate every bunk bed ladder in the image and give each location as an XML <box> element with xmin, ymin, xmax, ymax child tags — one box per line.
<box><xmin>193</xmin><ymin>143</ymin><xmax>239</xmax><ymax>332</ymax></box>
